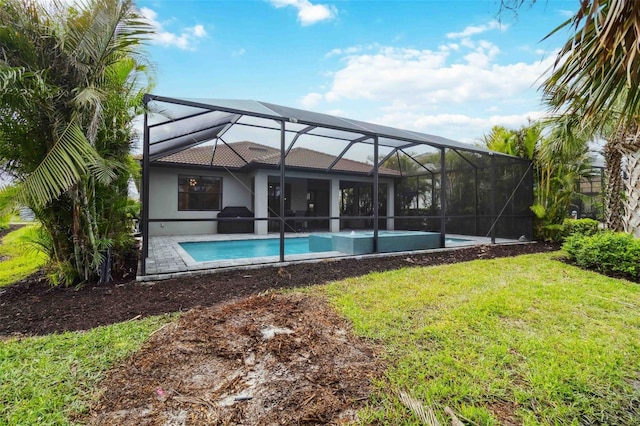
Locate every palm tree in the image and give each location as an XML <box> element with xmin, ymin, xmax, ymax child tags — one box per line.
<box><xmin>616</xmin><ymin>122</ymin><xmax>640</xmax><ymax>236</ymax></box>
<box><xmin>0</xmin><ymin>0</ymin><xmax>151</xmax><ymax>284</ymax></box>
<box><xmin>482</xmin><ymin>125</ymin><xmax>518</xmax><ymax>157</ymax></box>
<box><xmin>542</xmin><ymin>1</ymin><xmax>640</xmax><ymax>126</ymax></box>
<box><xmin>541</xmin><ymin>0</ymin><xmax>640</xmax><ymax>236</ymax></box>
<box><xmin>601</xmin><ymin>124</ymin><xmax>625</xmax><ymax>232</ymax></box>
<box><xmin>482</xmin><ymin>121</ymin><xmax>593</xmax><ymax>239</ymax></box>
<box><xmin>535</xmin><ymin>119</ymin><xmax>593</xmax><ymax>228</ymax></box>
<box><xmin>482</xmin><ymin>123</ymin><xmax>539</xmax><ymax>160</ymax></box>
<box><xmin>502</xmin><ymin>1</ymin><xmax>640</xmax><ymax>235</ymax></box>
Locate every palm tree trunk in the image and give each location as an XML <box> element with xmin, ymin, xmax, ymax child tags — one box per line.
<box><xmin>620</xmin><ymin>122</ymin><xmax>640</xmax><ymax>237</ymax></box>
<box><xmin>604</xmin><ymin>134</ymin><xmax>624</xmax><ymax>231</ymax></box>
<box><xmin>70</xmin><ymin>182</ymin><xmax>94</xmax><ymax>283</ymax></box>
<box><xmin>622</xmin><ymin>149</ymin><xmax>640</xmax><ymax>236</ymax></box>
<box><xmin>72</xmin><ymin>188</ymin><xmax>85</xmax><ymax>281</ymax></box>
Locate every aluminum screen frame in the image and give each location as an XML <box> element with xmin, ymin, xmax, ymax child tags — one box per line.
<box><xmin>140</xmin><ymin>94</ymin><xmax>534</xmax><ymax>276</ymax></box>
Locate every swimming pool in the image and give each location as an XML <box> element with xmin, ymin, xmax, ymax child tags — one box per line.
<box><xmin>180</xmin><ymin>234</ymin><xmax>473</xmax><ymax>262</ymax></box>
<box><xmin>180</xmin><ymin>238</ymin><xmax>312</xmax><ymax>262</ymax></box>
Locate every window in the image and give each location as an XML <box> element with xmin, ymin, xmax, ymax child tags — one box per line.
<box><xmin>340</xmin><ymin>182</ymin><xmax>387</xmax><ymax>216</ymax></box>
<box><xmin>178</xmin><ymin>175</ymin><xmax>222</xmax><ymax>211</ymax></box>
<box><xmin>268</xmin><ymin>183</ymin><xmax>291</xmax><ymax>213</ymax></box>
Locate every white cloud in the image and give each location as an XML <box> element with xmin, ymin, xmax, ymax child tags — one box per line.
<box><xmin>326</xmin><ymin>108</ymin><xmax>346</xmax><ymax>116</ymax></box>
<box><xmin>192</xmin><ymin>24</ymin><xmax>207</xmax><ymax>37</ymax></box>
<box><xmin>460</xmin><ymin>38</ymin><xmax>476</xmax><ymax>49</ymax></box>
<box><xmin>301</xmin><ymin>31</ymin><xmax>559</xmax><ymax>141</ymax></box>
<box><xmin>140</xmin><ymin>7</ymin><xmax>207</xmax><ymax>50</ymax></box>
<box><xmin>320</xmin><ymin>44</ymin><xmax>552</xmax><ymax>106</ymax></box>
<box><xmin>269</xmin><ymin>0</ymin><xmax>337</xmax><ymax>26</ymax></box>
<box><xmin>519</xmin><ymin>45</ymin><xmax>553</xmax><ymax>58</ymax></box>
<box><xmin>557</xmin><ymin>9</ymin><xmax>575</xmax><ymax>18</ymax></box>
<box><xmin>372</xmin><ymin>110</ymin><xmax>546</xmax><ymax>143</ymax></box>
<box><xmin>300</xmin><ymin>92</ymin><xmax>323</xmax><ymax>108</ymax></box>
<box><xmin>446</xmin><ymin>20</ymin><xmax>507</xmax><ymax>39</ymax></box>
<box><xmin>325</xmin><ymin>45</ymin><xmax>374</xmax><ymax>58</ymax></box>
<box><xmin>297</xmin><ymin>11</ymin><xmax>564</xmax><ymax>142</ymax></box>
<box><xmin>463</xmin><ymin>41</ymin><xmax>500</xmax><ymax>68</ymax></box>
<box><xmin>232</xmin><ymin>48</ymin><xmax>246</xmax><ymax>57</ymax></box>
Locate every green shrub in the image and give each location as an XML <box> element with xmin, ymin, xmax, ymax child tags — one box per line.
<box><xmin>0</xmin><ymin>210</ymin><xmax>11</xmax><ymax>231</ymax></box>
<box><xmin>563</xmin><ymin>231</ymin><xmax>640</xmax><ymax>281</ymax></box>
<box><xmin>541</xmin><ymin>223</ymin><xmax>564</xmax><ymax>243</ymax></box>
<box><xmin>562</xmin><ymin>218</ymin><xmax>600</xmax><ymax>239</ymax></box>
<box><xmin>538</xmin><ymin>218</ymin><xmax>601</xmax><ymax>244</ymax></box>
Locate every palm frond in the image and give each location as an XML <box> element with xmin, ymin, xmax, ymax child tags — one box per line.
<box><xmin>63</xmin><ymin>0</ymin><xmax>152</xmax><ymax>79</ymax></box>
<box><xmin>17</xmin><ymin>122</ymin><xmax>99</xmax><ymax>207</ymax></box>
<box><xmin>0</xmin><ymin>183</ymin><xmax>20</xmax><ymax>217</ymax></box>
<box><xmin>397</xmin><ymin>390</ymin><xmax>441</xmax><ymax>426</ymax></box>
<box><xmin>87</xmin><ymin>155</ymin><xmax>119</xmax><ymax>186</ymax></box>
<box><xmin>543</xmin><ymin>0</ymin><xmax>640</xmax><ymax>128</ymax></box>
<box><xmin>0</xmin><ymin>66</ymin><xmax>52</xmax><ymax>104</ymax></box>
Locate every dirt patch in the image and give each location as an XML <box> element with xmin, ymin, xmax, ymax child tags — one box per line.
<box><xmin>82</xmin><ymin>293</ymin><xmax>381</xmax><ymax>425</ymax></box>
<box><xmin>0</xmin><ymin>223</ymin><xmax>24</xmax><ymax>240</ymax></box>
<box><xmin>487</xmin><ymin>400</ymin><xmax>520</xmax><ymax>426</ymax></box>
<box><xmin>0</xmin><ymin>242</ymin><xmax>559</xmax><ymax>337</ymax></box>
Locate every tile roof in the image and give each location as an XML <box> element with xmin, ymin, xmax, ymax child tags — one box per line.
<box><xmin>157</xmin><ymin>141</ymin><xmax>400</xmax><ymax>176</ymax></box>
<box><xmin>155</xmin><ymin>145</ymin><xmax>213</xmax><ymax>166</ymax></box>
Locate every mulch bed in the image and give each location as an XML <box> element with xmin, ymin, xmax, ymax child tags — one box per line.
<box><xmin>0</xmin><ymin>242</ymin><xmax>558</xmax><ymax>337</ymax></box>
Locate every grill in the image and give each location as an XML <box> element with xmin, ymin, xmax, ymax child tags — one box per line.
<box><xmin>217</xmin><ymin>206</ymin><xmax>254</xmax><ymax>234</ymax></box>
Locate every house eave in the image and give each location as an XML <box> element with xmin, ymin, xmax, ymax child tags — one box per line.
<box><xmin>150</xmin><ymin>161</ymin><xmax>400</xmax><ymax>178</ymax></box>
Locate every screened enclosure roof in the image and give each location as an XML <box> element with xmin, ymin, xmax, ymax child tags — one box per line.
<box><xmin>143</xmin><ymin>94</ymin><xmax>517</xmax><ymax>163</ymax></box>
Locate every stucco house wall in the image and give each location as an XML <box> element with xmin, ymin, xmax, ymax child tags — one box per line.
<box><xmin>148</xmin><ymin>166</ymin><xmax>252</xmax><ymax>236</ymax></box>
<box><xmin>148</xmin><ymin>166</ymin><xmax>395</xmax><ymax>236</ymax></box>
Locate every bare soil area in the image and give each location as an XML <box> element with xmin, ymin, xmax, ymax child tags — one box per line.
<box><xmin>83</xmin><ymin>293</ymin><xmax>381</xmax><ymax>425</ymax></box>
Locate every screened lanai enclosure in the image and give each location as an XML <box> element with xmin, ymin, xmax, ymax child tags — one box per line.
<box><xmin>140</xmin><ymin>95</ymin><xmax>533</xmax><ymax>277</ymax></box>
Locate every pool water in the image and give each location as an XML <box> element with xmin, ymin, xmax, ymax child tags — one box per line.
<box><xmin>180</xmin><ymin>234</ymin><xmax>474</xmax><ymax>262</ymax></box>
<box><xmin>180</xmin><ymin>238</ymin><xmax>311</xmax><ymax>262</ymax></box>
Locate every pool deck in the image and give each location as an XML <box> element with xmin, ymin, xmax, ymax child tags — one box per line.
<box><xmin>140</xmin><ymin>232</ymin><xmax>522</xmax><ymax>281</ymax></box>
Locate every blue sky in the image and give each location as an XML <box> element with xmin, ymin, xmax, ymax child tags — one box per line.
<box><xmin>136</xmin><ymin>0</ymin><xmax>577</xmax><ymax>145</ymax></box>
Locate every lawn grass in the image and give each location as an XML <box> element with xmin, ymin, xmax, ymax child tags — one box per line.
<box><xmin>322</xmin><ymin>252</ymin><xmax>640</xmax><ymax>425</ymax></box>
<box><xmin>0</xmin><ymin>315</ymin><xmax>175</xmax><ymax>425</ymax></box>
<box><xmin>0</xmin><ymin>225</ymin><xmax>47</xmax><ymax>287</ymax></box>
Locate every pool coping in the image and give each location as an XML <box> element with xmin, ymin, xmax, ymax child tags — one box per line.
<box><xmin>140</xmin><ymin>232</ymin><xmax>520</xmax><ymax>281</ymax></box>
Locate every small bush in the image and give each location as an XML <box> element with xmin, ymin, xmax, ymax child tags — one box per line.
<box><xmin>0</xmin><ymin>212</ymin><xmax>11</xmax><ymax>231</ymax></box>
<box><xmin>562</xmin><ymin>218</ymin><xmax>600</xmax><ymax>239</ymax></box>
<box><xmin>563</xmin><ymin>232</ymin><xmax>640</xmax><ymax>281</ymax></box>
<box><xmin>539</xmin><ymin>218</ymin><xmax>601</xmax><ymax>244</ymax></box>
<box><xmin>540</xmin><ymin>223</ymin><xmax>564</xmax><ymax>243</ymax></box>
